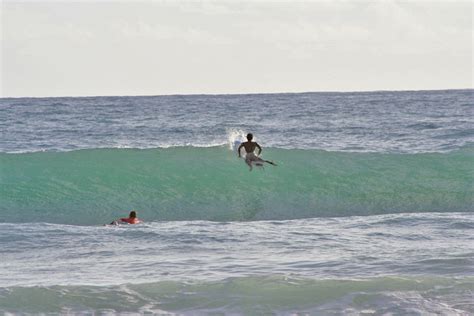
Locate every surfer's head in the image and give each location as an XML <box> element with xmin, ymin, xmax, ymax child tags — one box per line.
<box><xmin>129</xmin><ymin>211</ymin><xmax>137</xmax><ymax>218</ymax></box>
<box><xmin>246</xmin><ymin>133</ymin><xmax>253</xmax><ymax>141</ymax></box>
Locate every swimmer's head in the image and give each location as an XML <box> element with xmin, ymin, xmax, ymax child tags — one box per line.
<box><xmin>129</xmin><ymin>211</ymin><xmax>137</xmax><ymax>218</ymax></box>
<box><xmin>246</xmin><ymin>133</ymin><xmax>253</xmax><ymax>141</ymax></box>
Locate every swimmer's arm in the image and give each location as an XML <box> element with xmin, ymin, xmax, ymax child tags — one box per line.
<box><xmin>108</xmin><ymin>218</ymin><xmax>126</xmax><ymax>224</ymax></box>
<box><xmin>256</xmin><ymin>143</ymin><xmax>262</xmax><ymax>155</ymax></box>
<box><xmin>237</xmin><ymin>143</ymin><xmax>244</xmax><ymax>157</ymax></box>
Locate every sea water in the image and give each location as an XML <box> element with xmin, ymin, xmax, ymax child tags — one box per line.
<box><xmin>0</xmin><ymin>90</ymin><xmax>473</xmax><ymax>314</ymax></box>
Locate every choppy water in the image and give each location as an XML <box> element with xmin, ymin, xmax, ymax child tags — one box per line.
<box><xmin>1</xmin><ymin>213</ymin><xmax>474</xmax><ymax>314</ymax></box>
<box><xmin>1</xmin><ymin>90</ymin><xmax>472</xmax><ymax>153</ymax></box>
<box><xmin>0</xmin><ymin>89</ymin><xmax>473</xmax><ymax>314</ymax></box>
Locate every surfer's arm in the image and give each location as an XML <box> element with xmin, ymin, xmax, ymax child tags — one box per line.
<box><xmin>237</xmin><ymin>143</ymin><xmax>244</xmax><ymax>157</ymax></box>
<box><xmin>256</xmin><ymin>143</ymin><xmax>262</xmax><ymax>155</ymax></box>
<box><xmin>109</xmin><ymin>217</ymin><xmax>129</xmax><ymax>225</ymax></box>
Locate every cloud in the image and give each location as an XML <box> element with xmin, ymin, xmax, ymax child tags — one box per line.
<box><xmin>2</xmin><ymin>1</ymin><xmax>472</xmax><ymax>97</ymax></box>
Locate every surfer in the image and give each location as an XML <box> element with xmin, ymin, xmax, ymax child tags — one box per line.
<box><xmin>110</xmin><ymin>211</ymin><xmax>141</xmax><ymax>225</ymax></box>
<box><xmin>237</xmin><ymin>133</ymin><xmax>276</xmax><ymax>171</ymax></box>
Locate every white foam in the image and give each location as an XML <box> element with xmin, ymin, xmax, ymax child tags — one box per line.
<box><xmin>226</xmin><ymin>128</ymin><xmax>247</xmax><ymax>151</ymax></box>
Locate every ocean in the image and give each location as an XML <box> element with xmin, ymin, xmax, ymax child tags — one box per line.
<box><xmin>0</xmin><ymin>89</ymin><xmax>473</xmax><ymax>314</ymax></box>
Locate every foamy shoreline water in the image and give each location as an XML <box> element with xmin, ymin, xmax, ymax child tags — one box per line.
<box><xmin>1</xmin><ymin>213</ymin><xmax>473</xmax><ymax>314</ymax></box>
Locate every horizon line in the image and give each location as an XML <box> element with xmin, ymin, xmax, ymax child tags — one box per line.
<box><xmin>1</xmin><ymin>87</ymin><xmax>472</xmax><ymax>99</ymax></box>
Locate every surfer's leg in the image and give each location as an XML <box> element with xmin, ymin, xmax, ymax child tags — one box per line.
<box><xmin>245</xmin><ymin>158</ymin><xmax>253</xmax><ymax>171</ymax></box>
<box><xmin>264</xmin><ymin>160</ymin><xmax>277</xmax><ymax>166</ymax></box>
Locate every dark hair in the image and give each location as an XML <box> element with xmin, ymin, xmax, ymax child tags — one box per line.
<box><xmin>247</xmin><ymin>133</ymin><xmax>253</xmax><ymax>141</ymax></box>
<box><xmin>129</xmin><ymin>211</ymin><xmax>137</xmax><ymax>218</ymax></box>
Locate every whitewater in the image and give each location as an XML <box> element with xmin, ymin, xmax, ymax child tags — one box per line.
<box><xmin>0</xmin><ymin>89</ymin><xmax>473</xmax><ymax>314</ymax></box>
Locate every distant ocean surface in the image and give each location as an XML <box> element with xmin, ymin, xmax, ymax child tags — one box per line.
<box><xmin>1</xmin><ymin>90</ymin><xmax>473</xmax><ymax>314</ymax></box>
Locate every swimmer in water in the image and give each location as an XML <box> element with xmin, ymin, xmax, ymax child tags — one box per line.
<box><xmin>110</xmin><ymin>211</ymin><xmax>142</xmax><ymax>225</ymax></box>
<box><xmin>237</xmin><ymin>133</ymin><xmax>276</xmax><ymax>171</ymax></box>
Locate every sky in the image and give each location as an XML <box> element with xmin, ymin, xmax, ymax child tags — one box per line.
<box><xmin>1</xmin><ymin>0</ymin><xmax>473</xmax><ymax>97</ymax></box>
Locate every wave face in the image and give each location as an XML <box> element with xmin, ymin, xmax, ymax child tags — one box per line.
<box><xmin>1</xmin><ymin>146</ymin><xmax>472</xmax><ymax>225</ymax></box>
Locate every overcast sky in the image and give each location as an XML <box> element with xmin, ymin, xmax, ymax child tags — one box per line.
<box><xmin>1</xmin><ymin>0</ymin><xmax>472</xmax><ymax>97</ymax></box>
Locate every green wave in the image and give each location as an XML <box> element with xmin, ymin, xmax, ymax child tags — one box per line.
<box><xmin>1</xmin><ymin>276</ymin><xmax>472</xmax><ymax>314</ymax></box>
<box><xmin>0</xmin><ymin>146</ymin><xmax>472</xmax><ymax>224</ymax></box>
